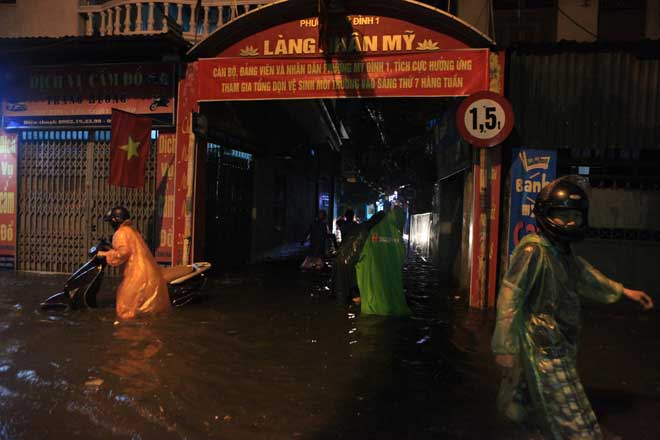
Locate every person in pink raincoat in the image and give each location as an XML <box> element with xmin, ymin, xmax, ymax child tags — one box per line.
<box><xmin>97</xmin><ymin>206</ymin><xmax>171</xmax><ymax>320</ymax></box>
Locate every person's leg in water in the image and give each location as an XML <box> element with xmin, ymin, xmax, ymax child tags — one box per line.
<box><xmin>350</xmin><ymin>285</ymin><xmax>361</xmax><ymax>305</ymax></box>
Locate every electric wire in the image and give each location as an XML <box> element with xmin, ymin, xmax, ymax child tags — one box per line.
<box><xmin>557</xmin><ymin>5</ymin><xmax>598</xmax><ymax>39</ymax></box>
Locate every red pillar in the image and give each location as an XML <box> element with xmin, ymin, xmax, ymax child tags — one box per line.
<box><xmin>173</xmin><ymin>62</ymin><xmax>200</xmax><ymax>266</ymax></box>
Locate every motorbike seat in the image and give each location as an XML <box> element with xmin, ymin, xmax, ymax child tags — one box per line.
<box><xmin>161</xmin><ymin>265</ymin><xmax>194</xmax><ymax>283</ymax></box>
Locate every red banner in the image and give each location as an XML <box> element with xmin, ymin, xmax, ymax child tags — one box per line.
<box><xmin>155</xmin><ymin>133</ymin><xmax>176</xmax><ymax>264</ymax></box>
<box><xmin>198</xmin><ymin>50</ymin><xmax>489</xmax><ymax>101</ymax></box>
<box><xmin>0</xmin><ymin>132</ymin><xmax>17</xmax><ymax>269</ymax></box>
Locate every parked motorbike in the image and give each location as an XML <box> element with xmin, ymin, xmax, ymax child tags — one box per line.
<box><xmin>40</xmin><ymin>239</ymin><xmax>211</xmax><ymax>311</ymax></box>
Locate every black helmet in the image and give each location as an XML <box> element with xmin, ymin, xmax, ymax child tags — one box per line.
<box><xmin>103</xmin><ymin>206</ymin><xmax>130</xmax><ymax>231</ymax></box>
<box><xmin>533</xmin><ymin>175</ymin><xmax>589</xmax><ymax>243</ymax></box>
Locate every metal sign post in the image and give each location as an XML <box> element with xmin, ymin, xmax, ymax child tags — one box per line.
<box><xmin>456</xmin><ymin>91</ymin><xmax>514</xmax><ymax>308</ymax></box>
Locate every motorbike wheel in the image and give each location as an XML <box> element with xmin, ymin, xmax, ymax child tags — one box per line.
<box><xmin>169</xmin><ymin>277</ymin><xmax>207</xmax><ymax>307</ymax></box>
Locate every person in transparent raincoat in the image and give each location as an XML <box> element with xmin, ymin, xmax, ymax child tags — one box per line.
<box><xmin>97</xmin><ymin>207</ymin><xmax>171</xmax><ymax>320</ymax></box>
<box><xmin>492</xmin><ymin>175</ymin><xmax>653</xmax><ymax>439</ymax></box>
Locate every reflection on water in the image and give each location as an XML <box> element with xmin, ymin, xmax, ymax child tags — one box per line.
<box><xmin>102</xmin><ymin>323</ymin><xmax>165</xmax><ymax>397</ymax></box>
<box><xmin>0</xmin><ymin>258</ymin><xmax>658</xmax><ymax>439</ymax></box>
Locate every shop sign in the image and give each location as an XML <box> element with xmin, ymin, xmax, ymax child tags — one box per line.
<box><xmin>155</xmin><ymin>133</ymin><xmax>176</xmax><ymax>264</ymax></box>
<box><xmin>0</xmin><ymin>132</ymin><xmax>17</xmax><ymax>269</ymax></box>
<box><xmin>2</xmin><ymin>63</ymin><xmax>176</xmax><ymax>129</ymax></box>
<box><xmin>508</xmin><ymin>148</ymin><xmax>557</xmax><ymax>257</ymax></box>
<box><xmin>197</xmin><ymin>15</ymin><xmax>489</xmax><ymax>100</ymax></box>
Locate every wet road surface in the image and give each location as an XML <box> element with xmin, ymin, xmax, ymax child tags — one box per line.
<box><xmin>0</xmin><ymin>255</ymin><xmax>659</xmax><ymax>439</ymax></box>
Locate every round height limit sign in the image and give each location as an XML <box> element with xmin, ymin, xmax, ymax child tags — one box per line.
<box><xmin>456</xmin><ymin>91</ymin><xmax>514</xmax><ymax>148</ymax></box>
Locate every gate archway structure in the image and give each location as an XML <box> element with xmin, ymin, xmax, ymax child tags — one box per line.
<box><xmin>173</xmin><ymin>0</ymin><xmax>504</xmax><ymax>308</ymax></box>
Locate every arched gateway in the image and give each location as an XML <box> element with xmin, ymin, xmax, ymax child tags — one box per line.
<box><xmin>173</xmin><ymin>0</ymin><xmax>504</xmax><ymax>308</ymax></box>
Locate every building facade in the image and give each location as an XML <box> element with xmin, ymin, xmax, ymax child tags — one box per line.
<box><xmin>2</xmin><ymin>0</ymin><xmax>658</xmax><ymax>305</ymax></box>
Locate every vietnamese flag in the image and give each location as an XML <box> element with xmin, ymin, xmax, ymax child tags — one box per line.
<box><xmin>109</xmin><ymin>109</ymin><xmax>152</xmax><ymax>188</ymax></box>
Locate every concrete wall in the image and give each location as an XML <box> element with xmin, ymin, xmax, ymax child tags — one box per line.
<box><xmin>556</xmin><ymin>0</ymin><xmax>598</xmax><ymax>42</ymax></box>
<box><xmin>0</xmin><ymin>0</ymin><xmax>82</xmax><ymax>37</ymax></box>
<box><xmin>589</xmin><ymin>188</ymin><xmax>660</xmax><ymax>230</ymax></box>
<box><xmin>573</xmin><ymin>188</ymin><xmax>660</xmax><ymax>294</ymax></box>
<box><xmin>467</xmin><ymin>0</ymin><xmax>656</xmax><ymax>44</ymax></box>
<box><xmin>0</xmin><ymin>3</ymin><xmax>19</xmax><ymax>37</ymax></box>
<box><xmin>456</xmin><ymin>0</ymin><xmax>491</xmax><ymax>37</ymax></box>
<box><xmin>647</xmin><ymin>0</ymin><xmax>660</xmax><ymax>39</ymax></box>
<box><xmin>573</xmin><ymin>240</ymin><xmax>660</xmax><ymax>295</ymax></box>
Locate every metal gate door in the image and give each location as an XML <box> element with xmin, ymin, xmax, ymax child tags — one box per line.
<box><xmin>205</xmin><ymin>144</ymin><xmax>254</xmax><ymax>268</ymax></box>
<box><xmin>17</xmin><ymin>130</ymin><xmax>156</xmax><ymax>273</ymax></box>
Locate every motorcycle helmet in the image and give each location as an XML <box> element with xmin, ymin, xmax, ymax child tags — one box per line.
<box><xmin>533</xmin><ymin>175</ymin><xmax>589</xmax><ymax>243</ymax></box>
<box><xmin>103</xmin><ymin>206</ymin><xmax>130</xmax><ymax>231</ymax></box>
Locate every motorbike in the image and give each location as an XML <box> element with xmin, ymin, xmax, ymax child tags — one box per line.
<box><xmin>40</xmin><ymin>239</ymin><xmax>212</xmax><ymax>311</ymax></box>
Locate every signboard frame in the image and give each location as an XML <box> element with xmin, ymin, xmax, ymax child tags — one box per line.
<box><xmin>2</xmin><ymin>63</ymin><xmax>177</xmax><ymax>130</ymax></box>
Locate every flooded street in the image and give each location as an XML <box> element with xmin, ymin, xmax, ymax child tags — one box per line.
<box><xmin>0</xmin><ymin>255</ymin><xmax>659</xmax><ymax>439</ymax></box>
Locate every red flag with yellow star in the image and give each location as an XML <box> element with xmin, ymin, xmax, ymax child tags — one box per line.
<box><xmin>109</xmin><ymin>109</ymin><xmax>152</xmax><ymax>188</ymax></box>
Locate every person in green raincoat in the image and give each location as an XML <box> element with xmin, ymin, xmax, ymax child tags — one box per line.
<box><xmin>355</xmin><ymin>205</ymin><xmax>411</xmax><ymax>316</ymax></box>
<box><xmin>492</xmin><ymin>175</ymin><xmax>653</xmax><ymax>439</ymax></box>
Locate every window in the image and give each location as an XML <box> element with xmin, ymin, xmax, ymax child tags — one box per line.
<box><xmin>598</xmin><ymin>0</ymin><xmax>646</xmax><ymax>41</ymax></box>
<box><xmin>493</xmin><ymin>0</ymin><xmax>556</xmax><ymax>45</ymax></box>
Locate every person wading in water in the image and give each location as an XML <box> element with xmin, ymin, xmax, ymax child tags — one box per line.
<box><xmin>97</xmin><ymin>206</ymin><xmax>171</xmax><ymax>320</ymax></box>
<box><xmin>492</xmin><ymin>175</ymin><xmax>653</xmax><ymax>439</ymax></box>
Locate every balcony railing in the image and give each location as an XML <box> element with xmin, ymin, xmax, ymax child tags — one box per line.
<box><xmin>79</xmin><ymin>0</ymin><xmax>274</xmax><ymax>42</ymax></box>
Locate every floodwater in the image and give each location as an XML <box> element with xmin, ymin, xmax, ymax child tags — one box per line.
<box><xmin>0</xmin><ymin>254</ymin><xmax>659</xmax><ymax>439</ymax></box>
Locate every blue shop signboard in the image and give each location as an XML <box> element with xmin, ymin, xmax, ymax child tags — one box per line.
<box><xmin>508</xmin><ymin>148</ymin><xmax>557</xmax><ymax>257</ymax></box>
